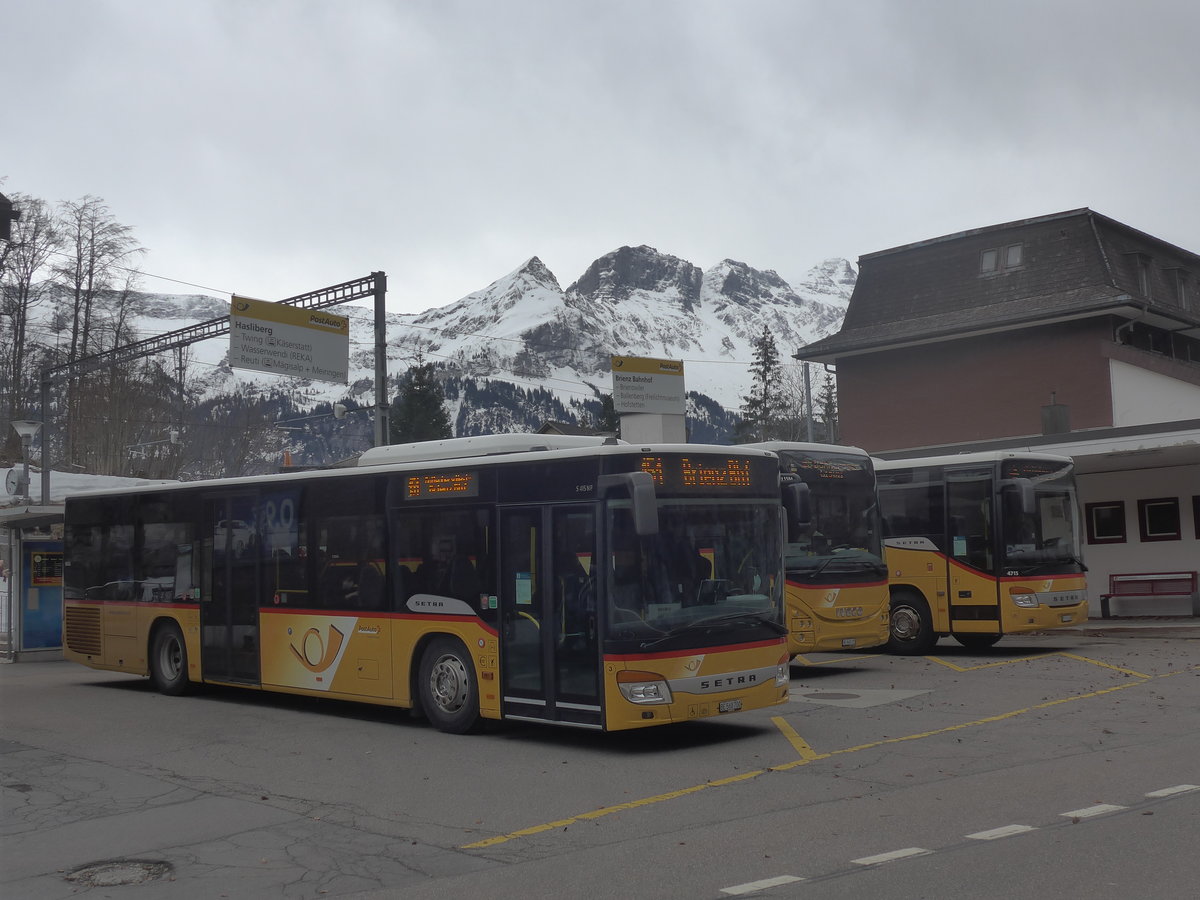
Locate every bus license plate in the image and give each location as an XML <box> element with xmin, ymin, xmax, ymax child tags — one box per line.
<box><xmin>842</xmin><ymin>638</ymin><xmax>857</xmax><ymax>648</ymax></box>
<box><xmin>718</xmin><ymin>699</ymin><xmax>742</xmax><ymax>713</ymax></box>
<box><xmin>1060</xmin><ymin>614</ymin><xmax>1073</xmax><ymax>623</ymax></box>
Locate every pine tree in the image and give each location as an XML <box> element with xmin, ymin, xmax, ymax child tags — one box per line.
<box><xmin>818</xmin><ymin>370</ymin><xmax>838</xmax><ymax>443</ymax></box>
<box><xmin>737</xmin><ymin>327</ymin><xmax>784</xmax><ymax>442</ymax></box>
<box><xmin>390</xmin><ymin>363</ymin><xmax>452</xmax><ymax>443</ymax></box>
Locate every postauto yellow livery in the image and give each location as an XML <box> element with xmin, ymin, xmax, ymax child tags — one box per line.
<box><xmin>63</xmin><ymin>434</ymin><xmax>791</xmax><ymax>733</ymax></box>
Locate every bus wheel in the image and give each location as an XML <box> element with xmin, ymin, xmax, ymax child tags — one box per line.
<box><xmin>888</xmin><ymin>592</ymin><xmax>937</xmax><ymax>655</ymax></box>
<box><xmin>954</xmin><ymin>634</ymin><xmax>1002</xmax><ymax>650</ymax></box>
<box><xmin>150</xmin><ymin>623</ymin><xmax>191</xmax><ymax>696</ymax></box>
<box><xmin>418</xmin><ymin>638</ymin><xmax>482</xmax><ymax>734</ymax></box>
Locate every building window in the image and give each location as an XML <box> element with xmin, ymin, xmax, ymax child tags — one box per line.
<box><xmin>980</xmin><ymin>244</ymin><xmax>1023</xmax><ymax>276</ymax></box>
<box><xmin>1193</xmin><ymin>496</ymin><xmax>1200</xmax><ymax>540</ymax></box>
<box><xmin>1138</xmin><ymin>497</ymin><xmax>1180</xmax><ymax>542</ymax></box>
<box><xmin>1085</xmin><ymin>501</ymin><xmax>1126</xmax><ymax>544</ymax></box>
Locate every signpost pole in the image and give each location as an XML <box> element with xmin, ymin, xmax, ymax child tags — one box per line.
<box><xmin>372</xmin><ymin>271</ymin><xmax>389</xmax><ymax>447</ymax></box>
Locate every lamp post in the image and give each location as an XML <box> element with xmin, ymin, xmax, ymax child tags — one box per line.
<box><xmin>10</xmin><ymin>420</ymin><xmax>42</xmax><ymax>503</ymax></box>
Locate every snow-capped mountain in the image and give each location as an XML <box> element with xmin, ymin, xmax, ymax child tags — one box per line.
<box><xmin>143</xmin><ymin>247</ymin><xmax>854</xmax><ymax>444</ymax></box>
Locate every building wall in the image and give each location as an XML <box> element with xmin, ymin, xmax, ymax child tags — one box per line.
<box><xmin>1109</xmin><ymin>360</ymin><xmax>1200</xmax><ymax>426</ymax></box>
<box><xmin>838</xmin><ymin>320</ymin><xmax>1115</xmax><ymax>452</ymax></box>
<box><xmin>1077</xmin><ymin>464</ymin><xmax>1200</xmax><ymax>615</ymax></box>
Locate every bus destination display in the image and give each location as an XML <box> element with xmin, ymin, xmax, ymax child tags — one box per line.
<box><xmin>405</xmin><ymin>471</ymin><xmax>479</xmax><ymax>500</ymax></box>
<box><xmin>781</xmin><ymin>452</ymin><xmax>868</xmax><ymax>481</ymax></box>
<box><xmin>640</xmin><ymin>455</ymin><xmax>754</xmax><ymax>490</ymax></box>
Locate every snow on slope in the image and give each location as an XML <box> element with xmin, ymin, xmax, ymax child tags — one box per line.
<box><xmin>123</xmin><ymin>250</ymin><xmax>854</xmax><ymax>420</ymax></box>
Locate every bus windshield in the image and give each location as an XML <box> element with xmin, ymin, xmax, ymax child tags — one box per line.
<box><xmin>1000</xmin><ymin>473</ymin><xmax>1082</xmax><ymax>574</ymax></box>
<box><xmin>777</xmin><ymin>450</ymin><xmax>885</xmax><ymax>582</ymax></box>
<box><xmin>605</xmin><ymin>500</ymin><xmax>784</xmax><ymax>647</ymax></box>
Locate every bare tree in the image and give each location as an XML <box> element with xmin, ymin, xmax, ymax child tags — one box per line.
<box><xmin>51</xmin><ymin>196</ymin><xmax>144</xmax><ymax>468</ymax></box>
<box><xmin>0</xmin><ymin>193</ymin><xmax>58</xmax><ymax>425</ymax></box>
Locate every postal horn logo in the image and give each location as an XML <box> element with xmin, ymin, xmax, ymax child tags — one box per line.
<box><xmin>290</xmin><ymin>625</ymin><xmax>344</xmax><ymax>673</ymax></box>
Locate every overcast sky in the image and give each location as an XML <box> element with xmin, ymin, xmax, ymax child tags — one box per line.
<box><xmin>5</xmin><ymin>0</ymin><xmax>1198</xmax><ymax>314</ymax></box>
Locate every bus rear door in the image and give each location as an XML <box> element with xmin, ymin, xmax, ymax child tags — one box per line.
<box><xmin>202</xmin><ymin>493</ymin><xmax>262</xmax><ymax>684</ymax></box>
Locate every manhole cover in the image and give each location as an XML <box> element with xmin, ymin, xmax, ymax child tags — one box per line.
<box><xmin>64</xmin><ymin>859</ymin><xmax>173</xmax><ymax>887</ymax></box>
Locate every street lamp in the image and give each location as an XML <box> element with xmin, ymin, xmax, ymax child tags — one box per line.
<box><xmin>10</xmin><ymin>420</ymin><xmax>42</xmax><ymax>503</ymax></box>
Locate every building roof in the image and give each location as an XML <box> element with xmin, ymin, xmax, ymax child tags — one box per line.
<box><xmin>798</xmin><ymin>209</ymin><xmax>1200</xmax><ymax>362</ymax></box>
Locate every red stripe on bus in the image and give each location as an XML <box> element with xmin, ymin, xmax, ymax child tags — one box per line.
<box><xmin>784</xmin><ymin>578</ymin><xmax>888</xmax><ymax>589</ymax></box>
<box><xmin>64</xmin><ymin>599</ymin><xmax>200</xmax><ymax>610</ymax></box>
<box><xmin>604</xmin><ymin>637</ymin><xmax>785</xmax><ymax>662</ymax></box>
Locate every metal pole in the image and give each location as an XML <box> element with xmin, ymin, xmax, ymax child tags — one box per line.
<box><xmin>39</xmin><ymin>369</ymin><xmax>51</xmax><ymax>505</ymax></box>
<box><xmin>803</xmin><ymin>362</ymin><xmax>814</xmax><ymax>442</ymax></box>
<box><xmin>372</xmin><ymin>271</ymin><xmax>389</xmax><ymax>447</ymax></box>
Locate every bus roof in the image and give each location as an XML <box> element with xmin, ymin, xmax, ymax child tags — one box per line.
<box><xmin>874</xmin><ymin>450</ymin><xmax>1074</xmax><ymax>470</ymax></box>
<box><xmin>741</xmin><ymin>440</ymin><xmax>870</xmax><ymax>458</ymax></box>
<box><xmin>63</xmin><ymin>436</ymin><xmax>779</xmax><ymax>501</ymax></box>
<box><xmin>357</xmin><ymin>433</ymin><xmax>620</xmax><ymax>465</ymax></box>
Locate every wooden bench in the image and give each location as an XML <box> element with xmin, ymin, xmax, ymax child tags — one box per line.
<box><xmin>1099</xmin><ymin>571</ymin><xmax>1199</xmax><ymax>618</ymax></box>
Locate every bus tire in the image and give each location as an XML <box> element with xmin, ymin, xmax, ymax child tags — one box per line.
<box><xmin>888</xmin><ymin>592</ymin><xmax>937</xmax><ymax>655</ymax></box>
<box><xmin>150</xmin><ymin>623</ymin><xmax>191</xmax><ymax>696</ymax></box>
<box><xmin>954</xmin><ymin>634</ymin><xmax>1002</xmax><ymax>650</ymax></box>
<box><xmin>418</xmin><ymin>637</ymin><xmax>482</xmax><ymax>734</ymax></box>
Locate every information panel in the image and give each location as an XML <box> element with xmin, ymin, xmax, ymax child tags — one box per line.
<box><xmin>610</xmin><ymin>356</ymin><xmax>685</xmax><ymax>415</ymax></box>
<box><xmin>229</xmin><ymin>296</ymin><xmax>350</xmax><ymax>383</ymax></box>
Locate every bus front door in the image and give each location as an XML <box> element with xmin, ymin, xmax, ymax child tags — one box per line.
<box><xmin>202</xmin><ymin>494</ymin><xmax>262</xmax><ymax>684</ymax></box>
<box><xmin>499</xmin><ymin>506</ymin><xmax>600</xmax><ymax>728</ymax></box>
<box><xmin>946</xmin><ymin>469</ymin><xmax>1001</xmax><ymax>636</ymax></box>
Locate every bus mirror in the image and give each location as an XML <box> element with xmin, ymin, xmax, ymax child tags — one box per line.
<box><xmin>783</xmin><ymin>480</ymin><xmax>812</xmax><ymax>541</ymax></box>
<box><xmin>598</xmin><ymin>471</ymin><xmax>660</xmax><ymax>536</ymax></box>
<box><xmin>1000</xmin><ymin>478</ymin><xmax>1036</xmax><ymax>517</ymax></box>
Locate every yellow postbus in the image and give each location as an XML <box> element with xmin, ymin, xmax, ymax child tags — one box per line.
<box><xmin>62</xmin><ymin>435</ymin><xmax>791</xmax><ymax>733</ymax></box>
<box><xmin>875</xmin><ymin>451</ymin><xmax>1088</xmax><ymax>654</ymax></box>
<box><xmin>745</xmin><ymin>442</ymin><xmax>890</xmax><ymax>656</ymax></box>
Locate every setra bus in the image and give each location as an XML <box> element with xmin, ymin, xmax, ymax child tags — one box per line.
<box><xmin>62</xmin><ymin>434</ymin><xmax>791</xmax><ymax>733</ymax></box>
<box><xmin>744</xmin><ymin>442</ymin><xmax>890</xmax><ymax>656</ymax></box>
<box><xmin>875</xmin><ymin>451</ymin><xmax>1088</xmax><ymax>654</ymax></box>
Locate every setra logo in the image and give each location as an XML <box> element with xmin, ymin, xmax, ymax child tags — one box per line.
<box><xmin>290</xmin><ymin>625</ymin><xmax>345</xmax><ymax>673</ymax></box>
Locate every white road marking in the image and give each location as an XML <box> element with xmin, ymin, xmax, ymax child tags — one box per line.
<box><xmin>851</xmin><ymin>847</ymin><xmax>931</xmax><ymax>865</ymax></box>
<box><xmin>1146</xmin><ymin>784</ymin><xmax>1199</xmax><ymax>798</ymax></box>
<box><xmin>720</xmin><ymin>875</ymin><xmax>806</xmax><ymax>895</ymax></box>
<box><xmin>1061</xmin><ymin>804</ymin><xmax>1125</xmax><ymax>819</ymax></box>
<box><xmin>966</xmin><ymin>824</ymin><xmax>1037</xmax><ymax>840</ymax></box>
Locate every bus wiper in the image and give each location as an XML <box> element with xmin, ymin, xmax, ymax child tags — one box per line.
<box><xmin>639</xmin><ymin>612</ymin><xmax>787</xmax><ymax>649</ymax></box>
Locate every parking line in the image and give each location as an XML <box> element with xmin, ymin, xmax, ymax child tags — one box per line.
<box><xmin>967</xmin><ymin>824</ymin><xmax>1037</xmax><ymax>840</ymax></box>
<box><xmin>772</xmin><ymin>716</ymin><xmax>824</xmax><ymax>761</ymax></box>
<box><xmin>1146</xmin><ymin>784</ymin><xmax>1199</xmax><ymax>798</ymax></box>
<box><xmin>1061</xmin><ymin>804</ymin><xmax>1125</xmax><ymax>819</ymax></box>
<box><xmin>721</xmin><ymin>875</ymin><xmax>806</xmax><ymax>895</ymax></box>
<box><xmin>928</xmin><ymin>653</ymin><xmax>1059</xmax><ymax>672</ymax></box>
<box><xmin>851</xmin><ymin>847</ymin><xmax>930</xmax><ymax>865</ymax></box>
<box><xmin>1057</xmin><ymin>653</ymin><xmax>1150</xmax><ymax>679</ymax></box>
<box><xmin>460</xmin><ymin>667</ymin><xmax>1183</xmax><ymax>849</ymax></box>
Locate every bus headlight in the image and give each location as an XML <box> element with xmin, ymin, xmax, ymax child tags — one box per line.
<box><xmin>617</xmin><ymin>670</ymin><xmax>673</xmax><ymax>705</ymax></box>
<box><xmin>776</xmin><ymin>653</ymin><xmax>790</xmax><ymax>687</ymax></box>
<box><xmin>1010</xmin><ymin>592</ymin><xmax>1040</xmax><ymax>608</ymax></box>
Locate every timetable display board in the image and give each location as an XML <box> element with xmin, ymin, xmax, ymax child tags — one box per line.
<box><xmin>404</xmin><ymin>471</ymin><xmax>480</xmax><ymax>500</ymax></box>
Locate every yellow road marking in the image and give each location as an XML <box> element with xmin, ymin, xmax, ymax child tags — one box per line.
<box><xmin>769</xmin><ymin>677</ymin><xmax>1149</xmax><ymax>771</ymax></box>
<box><xmin>793</xmin><ymin>654</ymin><xmax>868</xmax><ymax>667</ymax></box>
<box><xmin>460</xmin><ymin>663</ymin><xmax>1196</xmax><ymax>850</ymax></box>
<box><xmin>771</xmin><ymin>716</ymin><xmax>824</xmax><ymax>761</ymax></box>
<box><xmin>1057</xmin><ymin>652</ymin><xmax>1150</xmax><ymax>679</ymax></box>
<box><xmin>928</xmin><ymin>653</ymin><xmax>1058</xmax><ymax>672</ymax></box>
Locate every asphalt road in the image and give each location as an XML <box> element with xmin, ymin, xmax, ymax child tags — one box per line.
<box><xmin>2</xmin><ymin>630</ymin><xmax>1198</xmax><ymax>899</ymax></box>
